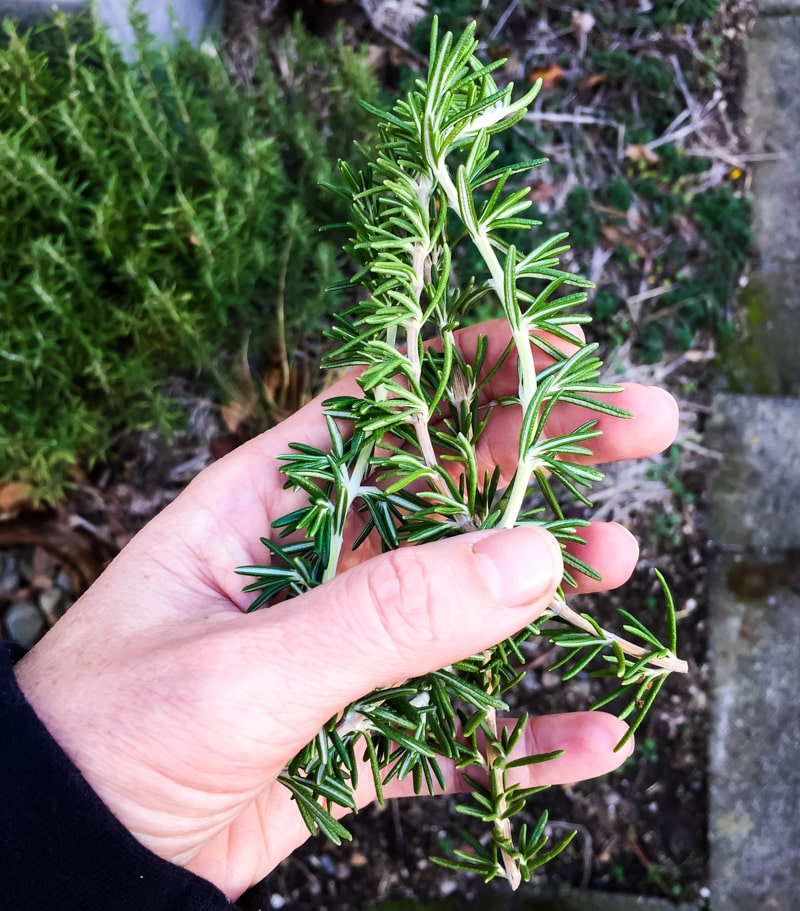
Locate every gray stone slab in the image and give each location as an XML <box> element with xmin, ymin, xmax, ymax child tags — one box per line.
<box><xmin>506</xmin><ymin>891</ymin><xmax>697</xmax><ymax>911</ymax></box>
<box><xmin>745</xmin><ymin>14</ymin><xmax>800</xmax><ymax>268</ymax></box>
<box><xmin>706</xmin><ymin>394</ymin><xmax>800</xmax><ymax>550</ymax></box>
<box><xmin>736</xmin><ymin>15</ymin><xmax>800</xmax><ymax>393</ymax></box>
<box><xmin>707</xmin><ymin>555</ymin><xmax>800</xmax><ymax>911</ymax></box>
<box><xmin>733</xmin><ymin>265</ymin><xmax>800</xmax><ymax>396</ymax></box>
<box><xmin>706</xmin><ymin>394</ymin><xmax>800</xmax><ymax>910</ymax></box>
<box><xmin>755</xmin><ymin>0</ymin><xmax>800</xmax><ymax>14</ymax></box>
<box><xmin>98</xmin><ymin>0</ymin><xmax>224</xmax><ymax>49</ymax></box>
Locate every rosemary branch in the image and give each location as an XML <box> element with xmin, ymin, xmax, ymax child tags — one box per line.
<box><xmin>238</xmin><ymin>18</ymin><xmax>687</xmax><ymax>889</ymax></box>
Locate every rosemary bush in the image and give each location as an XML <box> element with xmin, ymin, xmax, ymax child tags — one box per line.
<box><xmin>239</xmin><ymin>21</ymin><xmax>686</xmax><ymax>888</ymax></box>
<box><xmin>0</xmin><ymin>11</ymin><xmax>377</xmax><ymax>500</ymax></box>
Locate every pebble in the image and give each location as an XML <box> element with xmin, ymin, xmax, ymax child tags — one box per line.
<box><xmin>54</xmin><ymin>571</ymin><xmax>75</xmax><ymax>595</ymax></box>
<box><xmin>4</xmin><ymin>601</ymin><xmax>46</xmax><ymax>649</ymax></box>
<box><xmin>570</xmin><ymin>677</ymin><xmax>592</xmax><ymax>699</ymax></box>
<box><xmin>0</xmin><ymin>553</ymin><xmax>20</xmax><ymax>596</ymax></box>
<box><xmin>38</xmin><ymin>586</ymin><xmax>67</xmax><ymax>624</ymax></box>
<box><xmin>541</xmin><ymin>670</ymin><xmax>561</xmax><ymax>689</ymax></box>
<box><xmin>520</xmin><ymin>671</ymin><xmax>541</xmax><ymax>693</ymax></box>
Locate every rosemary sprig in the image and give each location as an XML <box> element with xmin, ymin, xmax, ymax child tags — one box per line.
<box><xmin>238</xmin><ymin>19</ymin><xmax>686</xmax><ymax>889</ymax></box>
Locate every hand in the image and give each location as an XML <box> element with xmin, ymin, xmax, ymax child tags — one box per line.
<box><xmin>14</xmin><ymin>321</ymin><xmax>679</xmax><ymax>900</ymax></box>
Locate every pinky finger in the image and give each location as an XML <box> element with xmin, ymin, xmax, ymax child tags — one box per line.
<box><xmin>380</xmin><ymin>710</ymin><xmax>633</xmax><ymax>801</ymax></box>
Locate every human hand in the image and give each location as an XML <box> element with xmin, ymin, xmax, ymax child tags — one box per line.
<box><xmin>14</xmin><ymin>321</ymin><xmax>679</xmax><ymax>900</ymax></box>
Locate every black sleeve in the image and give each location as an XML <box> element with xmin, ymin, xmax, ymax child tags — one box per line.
<box><xmin>0</xmin><ymin>643</ymin><xmax>237</xmax><ymax>911</ymax></box>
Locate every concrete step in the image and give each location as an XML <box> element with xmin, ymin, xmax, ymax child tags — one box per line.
<box><xmin>706</xmin><ymin>394</ymin><xmax>800</xmax><ymax>911</ymax></box>
<box><xmin>736</xmin><ymin>9</ymin><xmax>800</xmax><ymax>396</ymax></box>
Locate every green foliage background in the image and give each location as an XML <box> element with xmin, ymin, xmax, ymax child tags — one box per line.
<box><xmin>0</xmin><ymin>10</ymin><xmax>377</xmax><ymax>500</ymax></box>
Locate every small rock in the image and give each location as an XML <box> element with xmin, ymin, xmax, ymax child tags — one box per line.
<box><xmin>520</xmin><ymin>671</ymin><xmax>541</xmax><ymax>693</ymax></box>
<box><xmin>54</xmin><ymin>571</ymin><xmax>75</xmax><ymax>595</ymax></box>
<box><xmin>541</xmin><ymin>670</ymin><xmax>561</xmax><ymax>689</ymax></box>
<box><xmin>4</xmin><ymin>601</ymin><xmax>46</xmax><ymax>649</ymax></box>
<box><xmin>439</xmin><ymin>878</ymin><xmax>458</xmax><ymax>897</ymax></box>
<box><xmin>38</xmin><ymin>586</ymin><xmax>68</xmax><ymax>624</ymax></box>
<box><xmin>0</xmin><ymin>553</ymin><xmax>20</xmax><ymax>596</ymax></box>
<box><xmin>570</xmin><ymin>677</ymin><xmax>592</xmax><ymax>699</ymax></box>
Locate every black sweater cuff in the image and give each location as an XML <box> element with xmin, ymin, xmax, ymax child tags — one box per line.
<box><xmin>1</xmin><ymin>643</ymin><xmax>236</xmax><ymax>910</ymax></box>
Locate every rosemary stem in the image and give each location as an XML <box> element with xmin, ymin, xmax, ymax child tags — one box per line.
<box><xmin>405</xmin><ymin>317</ymin><xmax>439</xmax><ymax>473</ymax></box>
<box><xmin>323</xmin><ymin>443</ymin><xmax>373</xmax><ymax>582</ymax></box>
<box><xmin>275</xmin><ymin>209</ymin><xmax>296</xmax><ymax>412</ymax></box>
<box><xmin>499</xmin><ymin>457</ymin><xmax>535</xmax><ymax>529</ymax></box>
<box><xmin>483</xmin><ymin>686</ymin><xmax>523</xmax><ymax>890</ymax></box>
<box><xmin>434</xmin><ymin>152</ymin><xmax>538</xmax><ymax>890</ymax></box>
<box><xmin>549</xmin><ymin>597</ymin><xmax>689</xmax><ymax>674</ymax></box>
<box><xmin>435</xmin><ymin>168</ymin><xmax>541</xmax><ymax>530</ymax></box>
<box><xmin>404</xmin><ymin>222</ymin><xmax>463</xmax><ymax>512</ymax></box>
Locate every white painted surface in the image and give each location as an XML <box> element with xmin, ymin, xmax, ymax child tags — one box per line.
<box><xmin>0</xmin><ymin>0</ymin><xmax>224</xmax><ymax>45</ymax></box>
<box><xmin>98</xmin><ymin>0</ymin><xmax>224</xmax><ymax>47</ymax></box>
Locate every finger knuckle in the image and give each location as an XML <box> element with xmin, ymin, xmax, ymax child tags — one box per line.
<box><xmin>357</xmin><ymin>548</ymin><xmax>446</xmax><ymax>658</ymax></box>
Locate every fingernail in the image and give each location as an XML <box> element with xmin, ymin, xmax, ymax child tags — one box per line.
<box><xmin>472</xmin><ymin>526</ymin><xmax>563</xmax><ymax>607</ymax></box>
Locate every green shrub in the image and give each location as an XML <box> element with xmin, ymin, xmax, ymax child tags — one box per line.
<box><xmin>0</xmin><ymin>10</ymin><xmax>378</xmax><ymax>501</ymax></box>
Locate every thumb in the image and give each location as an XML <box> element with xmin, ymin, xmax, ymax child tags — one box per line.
<box><xmin>248</xmin><ymin>525</ymin><xmax>563</xmax><ymax>739</ymax></box>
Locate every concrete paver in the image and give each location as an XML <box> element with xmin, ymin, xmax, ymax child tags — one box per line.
<box><xmin>740</xmin><ymin>13</ymin><xmax>800</xmax><ymax>394</ymax></box>
<box><xmin>708</xmin><ymin>11</ymin><xmax>800</xmax><ymax>906</ymax></box>
<box><xmin>706</xmin><ymin>394</ymin><xmax>800</xmax><ymax>911</ymax></box>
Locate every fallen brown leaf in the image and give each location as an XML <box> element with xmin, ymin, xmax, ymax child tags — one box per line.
<box><xmin>581</xmin><ymin>73</ymin><xmax>608</xmax><ymax>90</ymax></box>
<box><xmin>528</xmin><ymin>63</ymin><xmax>565</xmax><ymax>91</ymax></box>
<box><xmin>0</xmin><ymin>482</ymin><xmax>33</xmax><ymax>520</ymax></box>
<box><xmin>529</xmin><ymin>180</ymin><xmax>560</xmax><ymax>204</ymax></box>
<box><xmin>31</xmin><ymin>545</ymin><xmax>61</xmax><ymax>590</ymax></box>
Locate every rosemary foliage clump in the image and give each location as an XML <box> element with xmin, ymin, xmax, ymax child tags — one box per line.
<box><xmin>0</xmin><ymin>11</ymin><xmax>377</xmax><ymax>501</ymax></box>
<box><xmin>239</xmin><ymin>20</ymin><xmax>687</xmax><ymax>889</ymax></box>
